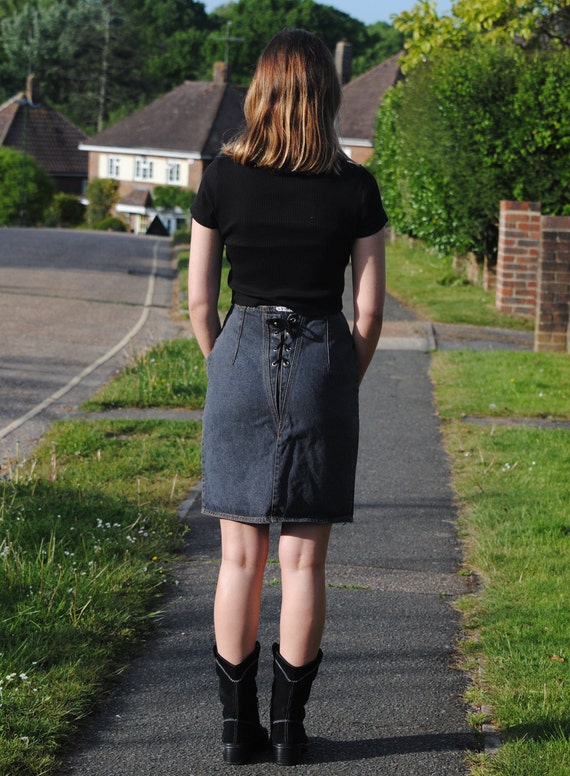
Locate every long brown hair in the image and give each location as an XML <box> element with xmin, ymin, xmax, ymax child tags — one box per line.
<box><xmin>223</xmin><ymin>29</ymin><xmax>345</xmax><ymax>174</ymax></box>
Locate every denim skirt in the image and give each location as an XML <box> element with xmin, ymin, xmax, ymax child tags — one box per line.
<box><xmin>201</xmin><ymin>305</ymin><xmax>359</xmax><ymax>524</ymax></box>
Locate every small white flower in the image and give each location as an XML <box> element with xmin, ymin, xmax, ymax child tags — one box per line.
<box><xmin>489</xmin><ymin>403</ymin><xmax>497</xmax><ymax>410</ymax></box>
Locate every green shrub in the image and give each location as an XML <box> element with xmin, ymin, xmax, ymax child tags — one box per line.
<box><xmin>85</xmin><ymin>178</ymin><xmax>119</xmax><ymax>227</ymax></box>
<box><xmin>152</xmin><ymin>185</ymin><xmax>195</xmax><ymax>212</ymax></box>
<box><xmin>96</xmin><ymin>216</ymin><xmax>127</xmax><ymax>232</ymax></box>
<box><xmin>0</xmin><ymin>147</ymin><xmax>54</xmax><ymax>226</ymax></box>
<box><xmin>46</xmin><ymin>193</ymin><xmax>86</xmax><ymax>227</ymax></box>
<box><xmin>173</xmin><ymin>228</ymin><xmax>190</xmax><ymax>246</ymax></box>
<box><xmin>371</xmin><ymin>43</ymin><xmax>570</xmax><ymax>262</ymax></box>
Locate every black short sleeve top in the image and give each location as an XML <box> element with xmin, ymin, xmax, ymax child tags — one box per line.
<box><xmin>191</xmin><ymin>154</ymin><xmax>387</xmax><ymax>315</ymax></box>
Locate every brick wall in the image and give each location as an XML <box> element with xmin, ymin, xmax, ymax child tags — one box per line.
<box><xmin>496</xmin><ymin>201</ymin><xmax>541</xmax><ymax>318</ymax></box>
<box><xmin>497</xmin><ymin>201</ymin><xmax>570</xmax><ymax>353</ymax></box>
<box><xmin>536</xmin><ymin>215</ymin><xmax>570</xmax><ymax>352</ymax></box>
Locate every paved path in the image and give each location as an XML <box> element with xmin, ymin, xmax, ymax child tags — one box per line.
<box><xmin>55</xmin><ymin>295</ymin><xmax>530</xmax><ymax>776</ymax></box>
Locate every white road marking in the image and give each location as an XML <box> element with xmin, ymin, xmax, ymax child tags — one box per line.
<box><xmin>0</xmin><ymin>242</ymin><xmax>160</xmax><ymax>441</ymax></box>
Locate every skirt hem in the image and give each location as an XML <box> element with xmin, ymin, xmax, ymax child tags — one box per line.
<box><xmin>201</xmin><ymin>507</ymin><xmax>353</xmax><ymax>525</ymax></box>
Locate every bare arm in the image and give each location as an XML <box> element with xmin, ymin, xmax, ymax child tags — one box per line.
<box><xmin>188</xmin><ymin>219</ymin><xmax>224</xmax><ymax>358</ymax></box>
<box><xmin>351</xmin><ymin>228</ymin><xmax>386</xmax><ymax>384</ymax></box>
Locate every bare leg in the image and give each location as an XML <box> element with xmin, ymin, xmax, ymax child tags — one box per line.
<box><xmin>278</xmin><ymin>523</ymin><xmax>332</xmax><ymax>666</ymax></box>
<box><xmin>214</xmin><ymin>519</ymin><xmax>270</xmax><ymax>664</ymax></box>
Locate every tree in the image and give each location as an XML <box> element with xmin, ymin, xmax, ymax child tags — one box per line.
<box><xmin>352</xmin><ymin>22</ymin><xmax>404</xmax><ymax>77</ymax></box>
<box><xmin>394</xmin><ymin>0</ymin><xmax>570</xmax><ymax>71</ymax></box>
<box><xmin>199</xmin><ymin>0</ymin><xmax>370</xmax><ymax>84</ymax></box>
<box><xmin>1</xmin><ymin>0</ymin><xmax>154</xmax><ymax>130</ymax></box>
<box><xmin>0</xmin><ymin>146</ymin><xmax>54</xmax><ymax>225</ymax></box>
<box><xmin>128</xmin><ymin>0</ymin><xmax>214</xmax><ymax>93</ymax></box>
<box><xmin>85</xmin><ymin>178</ymin><xmax>119</xmax><ymax>227</ymax></box>
<box><xmin>46</xmin><ymin>193</ymin><xmax>86</xmax><ymax>228</ymax></box>
<box><xmin>370</xmin><ymin>42</ymin><xmax>570</xmax><ymax>260</ymax></box>
<box><xmin>152</xmin><ymin>185</ymin><xmax>195</xmax><ymax>211</ymax></box>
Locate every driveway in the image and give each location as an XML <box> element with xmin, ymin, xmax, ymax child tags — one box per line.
<box><xmin>0</xmin><ymin>228</ymin><xmax>186</xmax><ymax>470</ymax></box>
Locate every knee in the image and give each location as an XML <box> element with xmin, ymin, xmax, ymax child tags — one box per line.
<box><xmin>278</xmin><ymin>545</ymin><xmax>326</xmax><ymax>576</ymax></box>
<box><xmin>278</xmin><ymin>525</ymin><xmax>331</xmax><ymax>575</ymax></box>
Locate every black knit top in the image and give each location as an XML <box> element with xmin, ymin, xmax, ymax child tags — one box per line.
<box><xmin>191</xmin><ymin>154</ymin><xmax>387</xmax><ymax>315</ymax></box>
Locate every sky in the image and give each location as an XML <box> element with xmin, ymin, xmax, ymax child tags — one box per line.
<box><xmin>202</xmin><ymin>1</ymin><xmax>451</xmax><ymax>26</ymax></box>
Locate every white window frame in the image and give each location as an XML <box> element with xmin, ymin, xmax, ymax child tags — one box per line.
<box><xmin>135</xmin><ymin>156</ymin><xmax>154</xmax><ymax>181</ymax></box>
<box><xmin>108</xmin><ymin>156</ymin><xmax>120</xmax><ymax>178</ymax></box>
<box><xmin>166</xmin><ymin>160</ymin><xmax>181</xmax><ymax>184</ymax></box>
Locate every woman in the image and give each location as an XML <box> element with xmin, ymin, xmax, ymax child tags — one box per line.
<box><xmin>188</xmin><ymin>28</ymin><xmax>387</xmax><ymax>766</ymax></box>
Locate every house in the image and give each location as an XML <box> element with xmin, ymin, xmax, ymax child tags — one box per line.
<box><xmin>80</xmin><ymin>65</ymin><xmax>245</xmax><ymax>235</ymax></box>
<box><xmin>0</xmin><ymin>75</ymin><xmax>88</xmax><ymax>194</ymax></box>
<box><xmin>78</xmin><ymin>47</ymin><xmax>401</xmax><ymax>235</ymax></box>
<box><xmin>338</xmin><ymin>50</ymin><xmax>403</xmax><ymax>165</ymax></box>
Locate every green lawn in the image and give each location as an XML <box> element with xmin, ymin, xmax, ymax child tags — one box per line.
<box><xmin>431</xmin><ymin>352</ymin><xmax>570</xmax><ymax>776</ymax></box>
<box><xmin>386</xmin><ymin>238</ymin><xmax>535</xmax><ymax>331</ymax></box>
<box><xmin>0</xmin><ymin>419</ymin><xmax>201</xmax><ymax>775</ymax></box>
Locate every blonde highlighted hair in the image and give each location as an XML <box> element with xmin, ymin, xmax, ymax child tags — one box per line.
<box><xmin>223</xmin><ymin>29</ymin><xmax>346</xmax><ymax>174</ymax></box>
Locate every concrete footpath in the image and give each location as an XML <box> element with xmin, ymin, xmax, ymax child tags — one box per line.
<box><xmin>57</xmin><ymin>297</ymin><xmax>533</xmax><ymax>776</ymax></box>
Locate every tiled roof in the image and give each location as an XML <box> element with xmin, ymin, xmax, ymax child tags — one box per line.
<box><xmin>84</xmin><ymin>81</ymin><xmax>246</xmax><ymax>156</ymax></box>
<box><xmin>118</xmin><ymin>189</ymin><xmax>153</xmax><ymax>207</ymax></box>
<box><xmin>0</xmin><ymin>92</ymin><xmax>87</xmax><ymax>176</ymax></box>
<box><xmin>338</xmin><ymin>52</ymin><xmax>403</xmax><ymax>143</ymax></box>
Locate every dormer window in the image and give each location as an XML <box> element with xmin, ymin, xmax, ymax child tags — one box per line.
<box><xmin>135</xmin><ymin>156</ymin><xmax>154</xmax><ymax>181</ymax></box>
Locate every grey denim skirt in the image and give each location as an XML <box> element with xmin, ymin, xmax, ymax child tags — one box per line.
<box><xmin>201</xmin><ymin>304</ymin><xmax>360</xmax><ymax>524</ymax></box>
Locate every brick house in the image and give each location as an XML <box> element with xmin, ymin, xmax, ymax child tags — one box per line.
<box><xmin>80</xmin><ymin>66</ymin><xmax>245</xmax><ymax>234</ymax></box>
<box><xmin>0</xmin><ymin>75</ymin><xmax>88</xmax><ymax>195</ymax></box>
<box><xmin>338</xmin><ymin>51</ymin><xmax>403</xmax><ymax>165</ymax></box>
<box><xmin>78</xmin><ymin>48</ymin><xmax>402</xmax><ymax>234</ymax></box>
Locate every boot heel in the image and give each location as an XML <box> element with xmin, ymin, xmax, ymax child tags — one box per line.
<box><xmin>223</xmin><ymin>742</ymin><xmax>251</xmax><ymax>765</ymax></box>
<box><xmin>273</xmin><ymin>742</ymin><xmax>306</xmax><ymax>766</ymax></box>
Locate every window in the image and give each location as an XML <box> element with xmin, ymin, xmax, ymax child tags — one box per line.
<box><xmin>108</xmin><ymin>156</ymin><xmax>120</xmax><ymax>178</ymax></box>
<box><xmin>167</xmin><ymin>161</ymin><xmax>181</xmax><ymax>184</ymax></box>
<box><xmin>135</xmin><ymin>156</ymin><xmax>154</xmax><ymax>181</ymax></box>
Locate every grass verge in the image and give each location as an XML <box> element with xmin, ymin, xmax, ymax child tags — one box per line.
<box><xmin>431</xmin><ymin>351</ymin><xmax>570</xmax><ymax>775</ymax></box>
<box><xmin>432</xmin><ymin>351</ymin><xmax>570</xmax><ymax>419</ymax></box>
<box><xmin>82</xmin><ymin>338</ymin><xmax>207</xmax><ymax>411</ymax></box>
<box><xmin>385</xmin><ymin>238</ymin><xmax>534</xmax><ymax>331</ymax></box>
<box><xmin>0</xmin><ymin>419</ymin><xmax>201</xmax><ymax>775</ymax></box>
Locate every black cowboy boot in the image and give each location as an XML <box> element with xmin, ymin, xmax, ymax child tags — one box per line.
<box><xmin>214</xmin><ymin>642</ymin><xmax>268</xmax><ymax>764</ymax></box>
<box><xmin>270</xmin><ymin>642</ymin><xmax>323</xmax><ymax>766</ymax></box>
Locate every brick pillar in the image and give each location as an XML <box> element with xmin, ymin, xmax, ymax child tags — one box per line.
<box><xmin>535</xmin><ymin>215</ymin><xmax>570</xmax><ymax>353</ymax></box>
<box><xmin>496</xmin><ymin>201</ymin><xmax>541</xmax><ymax>317</ymax></box>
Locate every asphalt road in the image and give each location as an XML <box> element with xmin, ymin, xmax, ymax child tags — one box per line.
<box><xmin>0</xmin><ymin>228</ymin><xmax>184</xmax><ymax>471</ymax></box>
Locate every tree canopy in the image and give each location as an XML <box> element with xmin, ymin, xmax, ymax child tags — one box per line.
<box><xmin>0</xmin><ymin>0</ymin><xmax>402</xmax><ymax>132</ymax></box>
<box><xmin>395</xmin><ymin>0</ymin><xmax>570</xmax><ymax>71</ymax></box>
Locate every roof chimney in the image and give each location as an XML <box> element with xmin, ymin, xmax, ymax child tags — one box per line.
<box><xmin>213</xmin><ymin>61</ymin><xmax>228</xmax><ymax>85</ymax></box>
<box><xmin>335</xmin><ymin>41</ymin><xmax>352</xmax><ymax>85</ymax></box>
<box><xmin>26</xmin><ymin>74</ymin><xmax>40</xmax><ymax>105</ymax></box>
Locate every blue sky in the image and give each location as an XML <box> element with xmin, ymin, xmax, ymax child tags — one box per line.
<box><xmin>202</xmin><ymin>1</ymin><xmax>451</xmax><ymax>26</ymax></box>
